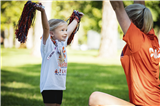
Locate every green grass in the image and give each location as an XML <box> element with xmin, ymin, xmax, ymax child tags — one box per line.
<box><xmin>1</xmin><ymin>47</ymin><xmax>129</xmax><ymax>106</ymax></box>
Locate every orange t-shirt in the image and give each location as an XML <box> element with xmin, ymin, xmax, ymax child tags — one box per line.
<box><xmin>121</xmin><ymin>22</ymin><xmax>160</xmax><ymax>106</ymax></box>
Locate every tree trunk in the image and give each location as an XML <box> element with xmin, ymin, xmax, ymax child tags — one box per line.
<box><xmin>26</xmin><ymin>27</ymin><xmax>33</xmax><ymax>49</ymax></box>
<box><xmin>4</xmin><ymin>28</ymin><xmax>9</xmax><ymax>48</ymax></box>
<box><xmin>70</xmin><ymin>23</ymin><xmax>84</xmax><ymax>50</ymax></box>
<box><xmin>99</xmin><ymin>0</ymin><xmax>118</xmax><ymax>58</ymax></box>
<box><xmin>8</xmin><ymin>25</ymin><xmax>14</xmax><ymax>48</ymax></box>
<box><xmin>32</xmin><ymin>1</ymin><xmax>52</xmax><ymax>57</ymax></box>
<box><xmin>71</xmin><ymin>33</ymin><xmax>79</xmax><ymax>50</ymax></box>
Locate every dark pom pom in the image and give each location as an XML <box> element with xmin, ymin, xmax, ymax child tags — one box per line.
<box><xmin>15</xmin><ymin>1</ymin><xmax>37</xmax><ymax>43</ymax></box>
<box><xmin>67</xmin><ymin>10</ymin><xmax>82</xmax><ymax>45</ymax></box>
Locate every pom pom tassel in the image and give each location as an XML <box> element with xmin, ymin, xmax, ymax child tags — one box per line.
<box><xmin>15</xmin><ymin>1</ymin><xmax>37</xmax><ymax>43</ymax></box>
<box><xmin>67</xmin><ymin>10</ymin><xmax>82</xmax><ymax>45</ymax></box>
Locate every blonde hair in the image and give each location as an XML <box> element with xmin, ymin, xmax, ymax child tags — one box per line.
<box><xmin>48</xmin><ymin>19</ymin><xmax>67</xmax><ymax>31</ymax></box>
<box><xmin>48</xmin><ymin>19</ymin><xmax>67</xmax><ymax>64</ymax></box>
<box><xmin>125</xmin><ymin>4</ymin><xmax>153</xmax><ymax>34</ymax></box>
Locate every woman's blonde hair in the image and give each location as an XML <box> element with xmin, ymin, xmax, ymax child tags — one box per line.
<box><xmin>48</xmin><ymin>19</ymin><xmax>67</xmax><ymax>31</ymax></box>
<box><xmin>125</xmin><ymin>4</ymin><xmax>153</xmax><ymax>34</ymax></box>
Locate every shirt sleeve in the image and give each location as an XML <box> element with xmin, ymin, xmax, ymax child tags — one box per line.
<box><xmin>123</xmin><ymin>22</ymin><xmax>144</xmax><ymax>53</ymax></box>
<box><xmin>41</xmin><ymin>34</ymin><xmax>53</xmax><ymax>54</ymax></box>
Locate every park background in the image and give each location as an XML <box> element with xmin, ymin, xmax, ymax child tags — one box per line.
<box><xmin>1</xmin><ymin>0</ymin><xmax>160</xmax><ymax>106</ymax></box>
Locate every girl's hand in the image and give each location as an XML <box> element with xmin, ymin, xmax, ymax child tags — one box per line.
<box><xmin>35</xmin><ymin>3</ymin><xmax>45</xmax><ymax>12</ymax></box>
<box><xmin>78</xmin><ymin>12</ymin><xmax>84</xmax><ymax>18</ymax></box>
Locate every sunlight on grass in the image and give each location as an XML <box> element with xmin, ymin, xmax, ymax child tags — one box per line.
<box><xmin>2</xmin><ymin>66</ymin><xmax>40</xmax><ymax>75</ymax></box>
<box><xmin>1</xmin><ymin>47</ymin><xmax>128</xmax><ymax>106</ymax></box>
<box><xmin>1</xmin><ymin>48</ymin><xmax>42</xmax><ymax>67</ymax></box>
<box><xmin>99</xmin><ymin>72</ymin><xmax>112</xmax><ymax>77</ymax></box>
<box><xmin>67</xmin><ymin>47</ymin><xmax>122</xmax><ymax>65</ymax></box>
<box><xmin>1</xmin><ymin>91</ymin><xmax>42</xmax><ymax>102</ymax></box>
<box><xmin>96</xmin><ymin>84</ymin><xmax>118</xmax><ymax>90</ymax></box>
<box><xmin>2</xmin><ymin>81</ymin><xmax>35</xmax><ymax>89</ymax></box>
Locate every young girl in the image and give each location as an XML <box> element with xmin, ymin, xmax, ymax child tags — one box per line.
<box><xmin>35</xmin><ymin>3</ymin><xmax>83</xmax><ymax>106</ymax></box>
<box><xmin>89</xmin><ymin>0</ymin><xmax>160</xmax><ymax>106</ymax></box>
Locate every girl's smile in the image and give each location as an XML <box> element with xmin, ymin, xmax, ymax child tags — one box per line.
<box><xmin>52</xmin><ymin>23</ymin><xmax>68</xmax><ymax>42</ymax></box>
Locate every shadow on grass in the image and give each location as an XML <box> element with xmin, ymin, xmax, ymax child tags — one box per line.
<box><xmin>1</xmin><ymin>64</ymin><xmax>44</xmax><ymax>106</ymax></box>
<box><xmin>63</xmin><ymin>63</ymin><xmax>129</xmax><ymax>106</ymax></box>
<box><xmin>1</xmin><ymin>63</ymin><xmax>129</xmax><ymax>106</ymax></box>
<box><xmin>1</xmin><ymin>88</ymin><xmax>43</xmax><ymax>106</ymax></box>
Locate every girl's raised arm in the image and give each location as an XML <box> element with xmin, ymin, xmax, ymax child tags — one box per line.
<box><xmin>67</xmin><ymin>11</ymin><xmax>84</xmax><ymax>39</ymax></box>
<box><xmin>110</xmin><ymin>1</ymin><xmax>131</xmax><ymax>35</ymax></box>
<box><xmin>35</xmin><ymin>4</ymin><xmax>50</xmax><ymax>45</ymax></box>
<box><xmin>67</xmin><ymin>19</ymin><xmax>78</xmax><ymax>38</ymax></box>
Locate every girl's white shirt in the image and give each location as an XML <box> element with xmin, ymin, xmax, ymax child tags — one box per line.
<box><xmin>40</xmin><ymin>34</ymin><xmax>68</xmax><ymax>92</ymax></box>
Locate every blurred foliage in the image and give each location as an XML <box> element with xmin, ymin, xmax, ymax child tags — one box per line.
<box><xmin>1</xmin><ymin>1</ymin><xmax>160</xmax><ymax>42</ymax></box>
<box><xmin>1</xmin><ymin>1</ymin><xmax>26</xmax><ymax>30</ymax></box>
<box><xmin>1</xmin><ymin>1</ymin><xmax>102</xmax><ymax>44</ymax></box>
<box><xmin>51</xmin><ymin>1</ymin><xmax>102</xmax><ymax>44</ymax></box>
<box><xmin>51</xmin><ymin>1</ymin><xmax>102</xmax><ymax>32</ymax></box>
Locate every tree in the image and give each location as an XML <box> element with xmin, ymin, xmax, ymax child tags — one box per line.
<box><xmin>1</xmin><ymin>1</ymin><xmax>25</xmax><ymax>48</ymax></box>
<box><xmin>145</xmin><ymin>1</ymin><xmax>160</xmax><ymax>40</ymax></box>
<box><xmin>99</xmin><ymin>0</ymin><xmax>118</xmax><ymax>58</ymax></box>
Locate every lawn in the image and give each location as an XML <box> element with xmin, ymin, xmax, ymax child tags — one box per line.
<box><xmin>1</xmin><ymin>47</ymin><xmax>129</xmax><ymax>106</ymax></box>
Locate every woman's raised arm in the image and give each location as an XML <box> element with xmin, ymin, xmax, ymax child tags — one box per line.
<box><xmin>134</xmin><ymin>1</ymin><xmax>145</xmax><ymax>5</ymax></box>
<box><xmin>110</xmin><ymin>1</ymin><xmax>131</xmax><ymax>34</ymax></box>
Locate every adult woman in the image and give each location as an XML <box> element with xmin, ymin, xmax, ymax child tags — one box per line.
<box><xmin>89</xmin><ymin>1</ymin><xmax>160</xmax><ymax>106</ymax></box>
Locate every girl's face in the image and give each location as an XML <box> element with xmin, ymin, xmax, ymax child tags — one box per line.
<box><xmin>52</xmin><ymin>23</ymin><xmax>68</xmax><ymax>42</ymax></box>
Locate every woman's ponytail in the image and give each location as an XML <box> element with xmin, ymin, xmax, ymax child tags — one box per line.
<box><xmin>125</xmin><ymin>4</ymin><xmax>153</xmax><ymax>34</ymax></box>
<box><xmin>143</xmin><ymin>8</ymin><xmax>153</xmax><ymax>34</ymax></box>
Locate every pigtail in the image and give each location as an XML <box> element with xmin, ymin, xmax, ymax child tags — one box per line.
<box><xmin>15</xmin><ymin>1</ymin><xmax>37</xmax><ymax>43</ymax></box>
<box><xmin>60</xmin><ymin>49</ymin><xmax>65</xmax><ymax>64</ymax></box>
<box><xmin>67</xmin><ymin>10</ymin><xmax>82</xmax><ymax>45</ymax></box>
